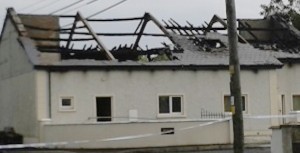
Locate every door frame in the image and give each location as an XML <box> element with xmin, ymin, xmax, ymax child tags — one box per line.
<box><xmin>94</xmin><ymin>95</ymin><xmax>114</xmax><ymax>122</ymax></box>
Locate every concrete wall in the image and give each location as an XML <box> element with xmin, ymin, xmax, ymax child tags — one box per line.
<box><xmin>42</xmin><ymin>68</ymin><xmax>275</xmax><ymax>139</ymax></box>
<box><xmin>41</xmin><ymin>120</ymin><xmax>230</xmax><ymax>149</ymax></box>
<box><xmin>0</xmin><ymin>18</ymin><xmax>37</xmax><ymax>142</ymax></box>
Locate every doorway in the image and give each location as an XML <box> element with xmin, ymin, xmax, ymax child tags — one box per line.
<box><xmin>96</xmin><ymin>97</ymin><xmax>112</xmax><ymax>122</ymax></box>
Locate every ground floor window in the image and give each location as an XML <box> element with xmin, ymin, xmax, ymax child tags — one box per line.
<box><xmin>224</xmin><ymin>95</ymin><xmax>247</xmax><ymax>113</ymax></box>
<box><xmin>59</xmin><ymin>96</ymin><xmax>75</xmax><ymax>111</ymax></box>
<box><xmin>159</xmin><ymin>95</ymin><xmax>183</xmax><ymax>116</ymax></box>
<box><xmin>292</xmin><ymin>95</ymin><xmax>300</xmax><ymax>111</ymax></box>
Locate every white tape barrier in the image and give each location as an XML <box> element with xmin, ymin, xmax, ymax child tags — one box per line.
<box><xmin>0</xmin><ymin>114</ymin><xmax>298</xmax><ymax>149</ymax></box>
<box><xmin>0</xmin><ymin>118</ymin><xmax>230</xmax><ymax>149</ymax></box>
<box><xmin>244</xmin><ymin>114</ymin><xmax>296</xmax><ymax>119</ymax></box>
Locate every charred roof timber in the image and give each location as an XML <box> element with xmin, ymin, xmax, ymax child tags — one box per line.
<box><xmin>3</xmin><ymin>8</ymin><xmax>300</xmax><ymax>69</ymax></box>
<box><xmin>23</xmin><ymin>11</ymin><xmax>189</xmax><ymax>62</ymax></box>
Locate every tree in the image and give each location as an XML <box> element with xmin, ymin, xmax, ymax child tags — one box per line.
<box><xmin>261</xmin><ymin>0</ymin><xmax>300</xmax><ymax>30</ymax></box>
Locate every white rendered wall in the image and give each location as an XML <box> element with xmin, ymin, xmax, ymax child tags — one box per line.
<box><xmin>0</xmin><ymin>19</ymin><xmax>37</xmax><ymax>142</ymax></box>
<box><xmin>46</xmin><ymin>68</ymin><xmax>275</xmax><ymax>136</ymax></box>
<box><xmin>41</xmin><ymin>120</ymin><xmax>230</xmax><ymax>149</ymax></box>
<box><xmin>277</xmin><ymin>64</ymin><xmax>300</xmax><ymax>117</ymax></box>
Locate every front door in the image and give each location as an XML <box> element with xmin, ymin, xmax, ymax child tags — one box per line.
<box><xmin>96</xmin><ymin>97</ymin><xmax>112</xmax><ymax>122</ymax></box>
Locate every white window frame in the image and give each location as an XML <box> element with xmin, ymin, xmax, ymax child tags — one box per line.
<box><xmin>157</xmin><ymin>95</ymin><xmax>184</xmax><ymax>118</ymax></box>
<box><xmin>223</xmin><ymin>94</ymin><xmax>248</xmax><ymax>114</ymax></box>
<box><xmin>292</xmin><ymin>94</ymin><xmax>300</xmax><ymax>111</ymax></box>
<box><xmin>59</xmin><ymin>96</ymin><xmax>75</xmax><ymax>112</ymax></box>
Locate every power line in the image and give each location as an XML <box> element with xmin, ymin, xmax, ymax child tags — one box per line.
<box><xmin>87</xmin><ymin>0</ymin><xmax>128</xmax><ymax>19</ymax></box>
<box><xmin>49</xmin><ymin>0</ymin><xmax>84</xmax><ymax>15</ymax></box>
<box><xmin>59</xmin><ymin>0</ymin><xmax>98</xmax><ymax>14</ymax></box>
<box><xmin>61</xmin><ymin>0</ymin><xmax>129</xmax><ymax>28</ymax></box>
<box><xmin>29</xmin><ymin>0</ymin><xmax>65</xmax><ymax>13</ymax></box>
<box><xmin>18</xmin><ymin>0</ymin><xmax>47</xmax><ymax>12</ymax></box>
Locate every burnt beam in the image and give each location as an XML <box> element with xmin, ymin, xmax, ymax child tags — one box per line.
<box><xmin>77</xmin><ymin>12</ymin><xmax>115</xmax><ymax>60</ymax></box>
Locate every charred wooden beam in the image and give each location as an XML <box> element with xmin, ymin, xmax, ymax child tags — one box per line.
<box><xmin>238</xmin><ymin>21</ymin><xmax>259</xmax><ymax>41</ymax></box>
<box><xmin>166</xmin><ymin>26</ymin><xmax>287</xmax><ymax>31</ymax></box>
<box><xmin>186</xmin><ymin>21</ymin><xmax>202</xmax><ymax>35</ymax></box>
<box><xmin>205</xmin><ymin>15</ymin><xmax>228</xmax><ymax>34</ymax></box>
<box><xmin>60</xmin><ymin>31</ymin><xmax>166</xmax><ymax>37</ymax></box>
<box><xmin>147</xmin><ymin>12</ymin><xmax>183</xmax><ymax>50</ymax></box>
<box><xmin>170</xmin><ymin>18</ymin><xmax>190</xmax><ymax>36</ymax></box>
<box><xmin>57</xmin><ymin>15</ymin><xmax>77</xmax><ymax>18</ymax></box>
<box><xmin>205</xmin><ymin>15</ymin><xmax>249</xmax><ymax>43</ymax></box>
<box><xmin>32</xmin><ymin>37</ymin><xmax>94</xmax><ymax>41</ymax></box>
<box><xmin>168</xmin><ymin>19</ymin><xmax>184</xmax><ymax>35</ymax></box>
<box><xmin>132</xmin><ymin>14</ymin><xmax>150</xmax><ymax>50</ymax></box>
<box><xmin>134</xmin><ymin>18</ymin><xmax>144</xmax><ymax>34</ymax></box>
<box><xmin>66</xmin><ymin>15</ymin><xmax>78</xmax><ymax>49</ymax></box>
<box><xmin>87</xmin><ymin>17</ymin><xmax>143</xmax><ymax>22</ymax></box>
<box><xmin>77</xmin><ymin>12</ymin><xmax>115</xmax><ymax>60</ymax></box>
<box><xmin>162</xmin><ymin>20</ymin><xmax>177</xmax><ymax>33</ymax></box>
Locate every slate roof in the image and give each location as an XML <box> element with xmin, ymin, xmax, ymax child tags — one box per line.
<box><xmin>4</xmin><ymin>8</ymin><xmax>300</xmax><ymax>70</ymax></box>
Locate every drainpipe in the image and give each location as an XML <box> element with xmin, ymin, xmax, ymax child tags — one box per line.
<box><xmin>47</xmin><ymin>70</ymin><xmax>52</xmax><ymax>119</ymax></box>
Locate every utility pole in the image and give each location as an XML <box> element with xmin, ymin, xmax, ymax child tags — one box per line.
<box><xmin>225</xmin><ymin>0</ymin><xmax>244</xmax><ymax>153</ymax></box>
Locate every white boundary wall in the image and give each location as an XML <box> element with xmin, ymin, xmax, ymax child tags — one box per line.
<box><xmin>40</xmin><ymin>119</ymin><xmax>231</xmax><ymax>149</ymax></box>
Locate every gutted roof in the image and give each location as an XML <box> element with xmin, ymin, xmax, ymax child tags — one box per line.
<box><xmin>3</xmin><ymin>7</ymin><xmax>300</xmax><ymax>70</ymax></box>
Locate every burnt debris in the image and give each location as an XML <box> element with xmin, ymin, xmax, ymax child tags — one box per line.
<box><xmin>16</xmin><ymin>11</ymin><xmax>300</xmax><ymax>62</ymax></box>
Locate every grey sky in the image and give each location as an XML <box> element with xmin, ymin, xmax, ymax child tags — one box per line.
<box><xmin>0</xmin><ymin>0</ymin><xmax>271</xmax><ymax>48</ymax></box>
<box><xmin>0</xmin><ymin>0</ymin><xmax>270</xmax><ymax>26</ymax></box>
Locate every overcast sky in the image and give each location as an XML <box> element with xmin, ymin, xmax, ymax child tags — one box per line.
<box><xmin>0</xmin><ymin>0</ymin><xmax>271</xmax><ymax>48</ymax></box>
<box><xmin>0</xmin><ymin>0</ymin><xmax>271</xmax><ymax>26</ymax></box>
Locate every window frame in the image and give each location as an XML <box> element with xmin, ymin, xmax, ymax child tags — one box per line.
<box><xmin>93</xmin><ymin>95</ymin><xmax>114</xmax><ymax>123</ymax></box>
<box><xmin>292</xmin><ymin>94</ymin><xmax>300</xmax><ymax>111</ymax></box>
<box><xmin>157</xmin><ymin>95</ymin><xmax>184</xmax><ymax>118</ymax></box>
<box><xmin>223</xmin><ymin>94</ymin><xmax>248</xmax><ymax>114</ymax></box>
<box><xmin>59</xmin><ymin>96</ymin><xmax>75</xmax><ymax>112</ymax></box>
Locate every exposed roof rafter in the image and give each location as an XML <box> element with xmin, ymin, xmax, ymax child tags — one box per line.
<box><xmin>66</xmin><ymin>12</ymin><xmax>116</xmax><ymax>60</ymax></box>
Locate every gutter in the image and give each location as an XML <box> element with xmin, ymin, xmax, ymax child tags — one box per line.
<box><xmin>34</xmin><ymin>64</ymin><xmax>283</xmax><ymax>72</ymax></box>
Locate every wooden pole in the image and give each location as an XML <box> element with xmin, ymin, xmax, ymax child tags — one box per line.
<box><xmin>225</xmin><ymin>0</ymin><xmax>244</xmax><ymax>153</ymax></box>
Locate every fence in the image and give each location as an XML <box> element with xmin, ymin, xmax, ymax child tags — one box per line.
<box><xmin>200</xmin><ymin>108</ymin><xmax>227</xmax><ymax>119</ymax></box>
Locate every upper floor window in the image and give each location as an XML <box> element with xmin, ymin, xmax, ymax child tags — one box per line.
<box><xmin>159</xmin><ymin>95</ymin><xmax>183</xmax><ymax>116</ymax></box>
<box><xmin>224</xmin><ymin>95</ymin><xmax>247</xmax><ymax>113</ymax></box>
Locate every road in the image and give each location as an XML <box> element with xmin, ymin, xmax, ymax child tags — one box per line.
<box><xmin>0</xmin><ymin>147</ymin><xmax>271</xmax><ymax>153</ymax></box>
<box><xmin>183</xmin><ymin>148</ymin><xmax>270</xmax><ymax>153</ymax></box>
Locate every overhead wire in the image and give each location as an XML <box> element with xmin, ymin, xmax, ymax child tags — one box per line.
<box><xmin>29</xmin><ymin>0</ymin><xmax>65</xmax><ymax>13</ymax></box>
<box><xmin>87</xmin><ymin>0</ymin><xmax>128</xmax><ymax>19</ymax></box>
<box><xmin>61</xmin><ymin>0</ymin><xmax>129</xmax><ymax>28</ymax></box>
<box><xmin>49</xmin><ymin>0</ymin><xmax>85</xmax><ymax>15</ymax></box>
<box><xmin>18</xmin><ymin>0</ymin><xmax>47</xmax><ymax>12</ymax></box>
<box><xmin>59</xmin><ymin>0</ymin><xmax>98</xmax><ymax>14</ymax></box>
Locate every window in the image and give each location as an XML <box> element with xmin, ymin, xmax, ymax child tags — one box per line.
<box><xmin>159</xmin><ymin>95</ymin><xmax>183</xmax><ymax>115</ymax></box>
<box><xmin>293</xmin><ymin>95</ymin><xmax>300</xmax><ymax>111</ymax></box>
<box><xmin>224</xmin><ymin>95</ymin><xmax>247</xmax><ymax>113</ymax></box>
<box><xmin>59</xmin><ymin>97</ymin><xmax>75</xmax><ymax>111</ymax></box>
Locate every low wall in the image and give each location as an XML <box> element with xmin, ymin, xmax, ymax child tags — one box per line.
<box><xmin>40</xmin><ymin>119</ymin><xmax>231</xmax><ymax>149</ymax></box>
